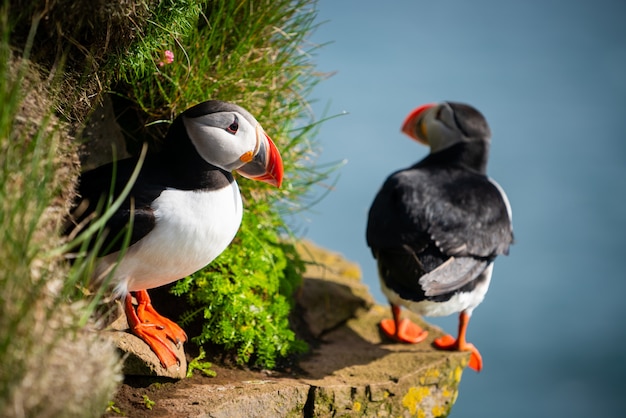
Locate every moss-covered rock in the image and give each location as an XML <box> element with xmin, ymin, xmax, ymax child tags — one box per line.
<box><xmin>299</xmin><ymin>303</ymin><xmax>467</xmax><ymax>418</ymax></box>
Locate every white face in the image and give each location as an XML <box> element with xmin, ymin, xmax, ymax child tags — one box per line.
<box><xmin>421</xmin><ymin>104</ymin><xmax>466</xmax><ymax>153</ymax></box>
<box><xmin>182</xmin><ymin>111</ymin><xmax>260</xmax><ymax>171</ymax></box>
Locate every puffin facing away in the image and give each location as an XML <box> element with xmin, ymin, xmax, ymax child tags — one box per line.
<box><xmin>67</xmin><ymin>100</ymin><xmax>283</xmax><ymax>368</ymax></box>
<box><xmin>366</xmin><ymin>102</ymin><xmax>513</xmax><ymax>372</ymax></box>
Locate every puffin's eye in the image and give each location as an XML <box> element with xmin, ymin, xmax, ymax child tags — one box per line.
<box><xmin>226</xmin><ymin>116</ymin><xmax>239</xmax><ymax>134</ymax></box>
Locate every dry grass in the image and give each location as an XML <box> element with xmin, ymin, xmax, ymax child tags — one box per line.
<box><xmin>0</xmin><ymin>48</ymin><xmax>123</xmax><ymax>417</ymax></box>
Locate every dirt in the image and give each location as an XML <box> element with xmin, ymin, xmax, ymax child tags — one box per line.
<box><xmin>105</xmin><ymin>365</ymin><xmax>291</xmax><ymax>418</ymax></box>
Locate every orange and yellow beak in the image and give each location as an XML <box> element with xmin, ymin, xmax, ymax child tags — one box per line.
<box><xmin>401</xmin><ymin>103</ymin><xmax>437</xmax><ymax>145</ymax></box>
<box><xmin>236</xmin><ymin>126</ymin><xmax>284</xmax><ymax>187</ymax></box>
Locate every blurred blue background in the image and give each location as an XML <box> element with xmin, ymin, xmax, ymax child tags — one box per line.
<box><xmin>300</xmin><ymin>0</ymin><xmax>626</xmax><ymax>416</ymax></box>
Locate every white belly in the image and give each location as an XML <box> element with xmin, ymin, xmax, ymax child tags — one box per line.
<box><xmin>381</xmin><ymin>264</ymin><xmax>493</xmax><ymax>317</ymax></box>
<box><xmin>97</xmin><ymin>183</ymin><xmax>243</xmax><ymax>295</ymax></box>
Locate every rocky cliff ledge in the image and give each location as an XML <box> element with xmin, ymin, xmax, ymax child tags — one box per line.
<box><xmin>105</xmin><ymin>241</ymin><xmax>469</xmax><ymax>418</ymax></box>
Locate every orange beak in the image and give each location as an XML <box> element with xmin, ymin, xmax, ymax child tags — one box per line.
<box><xmin>236</xmin><ymin>127</ymin><xmax>284</xmax><ymax>187</ymax></box>
<box><xmin>401</xmin><ymin>103</ymin><xmax>437</xmax><ymax>145</ymax></box>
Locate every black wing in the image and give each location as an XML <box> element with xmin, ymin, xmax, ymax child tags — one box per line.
<box><xmin>422</xmin><ymin>172</ymin><xmax>513</xmax><ymax>258</ymax></box>
<box><xmin>367</xmin><ymin>167</ymin><xmax>512</xmax><ymax>258</ymax></box>
<box><xmin>366</xmin><ymin>166</ymin><xmax>513</xmax><ymax>300</ymax></box>
<box><xmin>65</xmin><ymin>157</ymin><xmax>165</xmax><ymax>256</ymax></box>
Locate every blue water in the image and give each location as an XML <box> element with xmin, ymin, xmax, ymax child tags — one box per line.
<box><xmin>299</xmin><ymin>1</ymin><xmax>626</xmax><ymax>416</ymax></box>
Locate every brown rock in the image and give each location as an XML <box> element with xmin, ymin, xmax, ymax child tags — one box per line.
<box><xmin>106</xmin><ymin>307</ymin><xmax>187</xmax><ymax>380</ymax></box>
<box><xmin>296</xmin><ymin>240</ymin><xmax>374</xmax><ymax>337</ymax></box>
<box><xmin>79</xmin><ymin>95</ymin><xmax>131</xmax><ymax>171</ymax></box>
<box><xmin>299</xmin><ymin>305</ymin><xmax>467</xmax><ymax>417</ymax></box>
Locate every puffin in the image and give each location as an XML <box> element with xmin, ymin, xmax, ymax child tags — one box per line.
<box><xmin>366</xmin><ymin>101</ymin><xmax>513</xmax><ymax>372</ymax></box>
<box><xmin>66</xmin><ymin>100</ymin><xmax>284</xmax><ymax>368</ymax></box>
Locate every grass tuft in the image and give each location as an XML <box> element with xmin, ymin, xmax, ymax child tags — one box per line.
<box><xmin>0</xmin><ymin>5</ymin><xmax>123</xmax><ymax>417</ymax></box>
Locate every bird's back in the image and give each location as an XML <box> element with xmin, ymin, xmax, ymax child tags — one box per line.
<box><xmin>367</xmin><ymin>160</ymin><xmax>512</xmax><ymax>304</ymax></box>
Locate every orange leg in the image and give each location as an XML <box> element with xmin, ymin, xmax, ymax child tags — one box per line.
<box><xmin>380</xmin><ymin>304</ymin><xmax>429</xmax><ymax>344</ymax></box>
<box><xmin>125</xmin><ymin>290</ymin><xmax>187</xmax><ymax>368</ymax></box>
<box><xmin>433</xmin><ymin>311</ymin><xmax>483</xmax><ymax>372</ymax></box>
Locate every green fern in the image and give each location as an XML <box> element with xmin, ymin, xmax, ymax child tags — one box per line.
<box><xmin>172</xmin><ymin>205</ymin><xmax>307</xmax><ymax>368</ymax></box>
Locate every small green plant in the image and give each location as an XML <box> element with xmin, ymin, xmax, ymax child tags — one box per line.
<box><xmin>105</xmin><ymin>401</ymin><xmax>123</xmax><ymax>415</ymax></box>
<box><xmin>142</xmin><ymin>395</ymin><xmax>155</xmax><ymax>410</ymax></box>
<box><xmin>186</xmin><ymin>347</ymin><xmax>217</xmax><ymax>378</ymax></box>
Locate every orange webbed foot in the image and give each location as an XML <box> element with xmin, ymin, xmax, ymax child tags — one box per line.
<box><xmin>381</xmin><ymin>304</ymin><xmax>429</xmax><ymax>344</ymax></box>
<box><xmin>130</xmin><ymin>322</ymin><xmax>181</xmax><ymax>368</ymax></box>
<box><xmin>380</xmin><ymin>318</ymin><xmax>429</xmax><ymax>344</ymax></box>
<box><xmin>433</xmin><ymin>334</ymin><xmax>483</xmax><ymax>372</ymax></box>
<box><xmin>125</xmin><ymin>291</ymin><xmax>187</xmax><ymax>368</ymax></box>
<box><xmin>136</xmin><ymin>300</ymin><xmax>187</xmax><ymax>345</ymax></box>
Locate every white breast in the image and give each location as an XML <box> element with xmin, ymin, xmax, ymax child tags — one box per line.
<box><xmin>97</xmin><ymin>183</ymin><xmax>243</xmax><ymax>295</ymax></box>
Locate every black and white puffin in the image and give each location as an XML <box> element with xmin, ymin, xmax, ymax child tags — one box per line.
<box><xmin>67</xmin><ymin>100</ymin><xmax>283</xmax><ymax>368</ymax></box>
<box><xmin>366</xmin><ymin>101</ymin><xmax>513</xmax><ymax>372</ymax></box>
